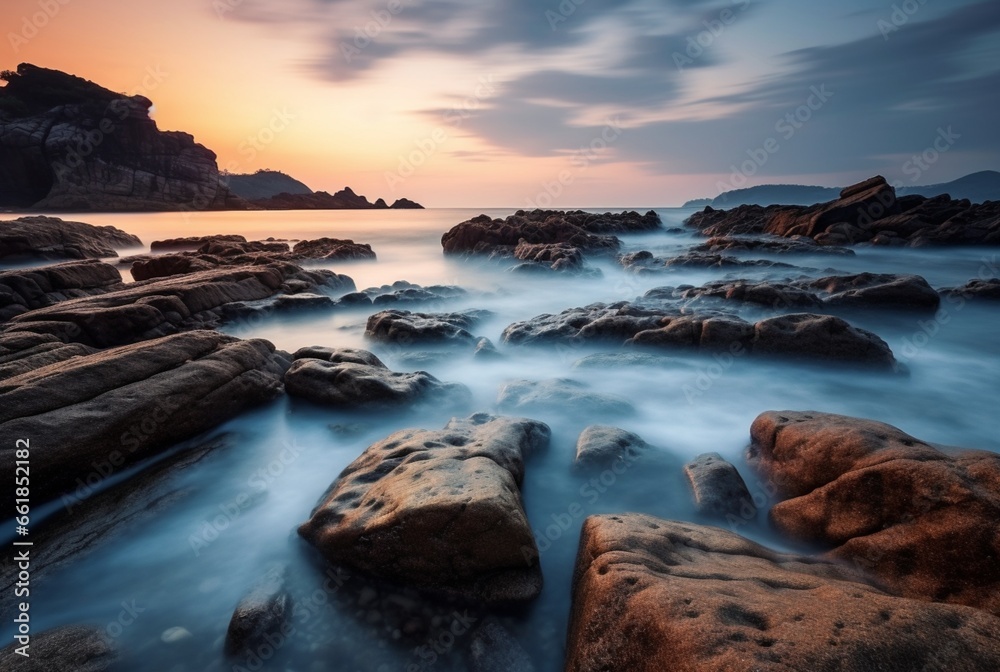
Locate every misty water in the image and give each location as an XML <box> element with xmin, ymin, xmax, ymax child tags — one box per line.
<box><xmin>3</xmin><ymin>208</ymin><xmax>999</xmax><ymax>671</ymax></box>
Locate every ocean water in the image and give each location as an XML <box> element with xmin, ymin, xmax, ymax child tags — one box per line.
<box><xmin>3</xmin><ymin>208</ymin><xmax>999</xmax><ymax>671</ymax></box>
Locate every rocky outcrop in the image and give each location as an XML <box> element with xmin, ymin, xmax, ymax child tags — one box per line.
<box><xmin>0</xmin><ymin>63</ymin><xmax>244</xmax><ymax>211</ymax></box>
<box><xmin>298</xmin><ymin>414</ymin><xmax>550</xmax><ymax>603</ymax></box>
<box><xmin>686</xmin><ymin>175</ymin><xmax>1000</xmax><ymax>247</ymax></box>
<box><xmin>149</xmin><ymin>235</ymin><xmax>248</xmax><ymax>251</ymax></box>
<box><xmin>290</xmin><ymin>237</ymin><xmax>376</xmax><ymax>260</ymax></box>
<box><xmin>692</xmin><ymin>235</ymin><xmax>855</xmax><ymax>256</ymax></box>
<box><xmin>0</xmin><ymin>216</ymin><xmax>141</xmax><ymax>261</ymax></box>
<box><xmin>365</xmin><ymin>309</ymin><xmax>488</xmax><ymax>345</ymax></box>
<box><xmin>502</xmin><ymin>304</ymin><xmax>896</xmax><ymax>368</ymax></box>
<box><xmin>250</xmin><ymin>186</ymin><xmax>422</xmax><ymax>210</ymax></box>
<box><xmin>0</xmin><ymin>331</ymin><xmax>95</xmax><ymax>381</ymax></box>
<box><xmin>497</xmin><ymin>379</ymin><xmax>635</xmax><ymax>417</ymax></box>
<box><xmin>0</xmin><ymin>625</ymin><xmax>116</xmax><ymax>672</ymax></box>
<box><xmin>683</xmin><ymin>452</ymin><xmax>755</xmax><ymax>520</ymax></box>
<box><xmin>6</xmin><ymin>262</ymin><xmax>352</xmax><ymax>347</ymax></box>
<box><xmin>226</xmin><ymin>169</ymin><xmax>312</xmax><ymax>201</ymax></box>
<box><xmin>942</xmin><ymin>278</ymin><xmax>1000</xmax><ymax>300</ymax></box>
<box><xmin>441</xmin><ymin>209</ymin><xmax>659</xmax><ymax>256</ymax></box>
<box><xmin>748</xmin><ymin>411</ymin><xmax>1000</xmax><ymax>615</ymax></box>
<box><xmin>284</xmin><ymin>346</ymin><xmax>470</xmax><ymax>410</ymax></box>
<box><xmin>0</xmin><ymin>259</ymin><xmax>123</xmax><ymax>320</ymax></box>
<box><xmin>565</xmin><ymin>515</ymin><xmax>1000</xmax><ymax>672</ymax></box>
<box><xmin>0</xmin><ymin>330</ymin><xmax>287</xmax><ymax>506</ymax></box>
<box><xmin>619</xmin><ymin>250</ymin><xmax>797</xmax><ymax>273</ymax></box>
<box><xmin>575</xmin><ymin>425</ymin><xmax>651</xmax><ymax>470</ymax></box>
<box><xmin>511</xmin><ymin>240</ymin><xmax>585</xmax><ymax>272</ymax></box>
<box><xmin>225</xmin><ymin>565</ymin><xmax>292</xmax><ymax>657</ymax></box>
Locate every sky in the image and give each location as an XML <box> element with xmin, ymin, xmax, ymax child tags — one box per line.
<box><xmin>2</xmin><ymin>0</ymin><xmax>999</xmax><ymax>207</ymax></box>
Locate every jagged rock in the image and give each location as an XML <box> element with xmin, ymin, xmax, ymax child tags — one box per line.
<box><xmin>565</xmin><ymin>515</ymin><xmax>1000</xmax><ymax>672</ymax></box>
<box><xmin>683</xmin><ymin>452</ymin><xmax>755</xmax><ymax>519</ymax></box>
<box><xmin>474</xmin><ymin>337</ymin><xmax>502</xmax><ymax>360</ymax></box>
<box><xmin>0</xmin><ymin>625</ymin><xmax>116</xmax><ymax>671</ymax></box>
<box><xmin>512</xmin><ymin>240</ymin><xmax>585</xmax><ymax>272</ymax></box>
<box><xmin>250</xmin><ymin>186</ymin><xmax>422</xmax><ymax>210</ymax></box>
<box><xmin>150</xmin><ymin>235</ymin><xmax>248</xmax><ymax>251</ymax></box>
<box><xmin>298</xmin><ymin>414</ymin><xmax>551</xmax><ymax>603</ymax></box>
<box><xmin>225</xmin><ymin>565</ymin><xmax>292</xmax><ymax>657</ymax></box>
<box><xmin>365</xmin><ymin>309</ymin><xmax>488</xmax><ymax>345</ymax></box>
<box><xmin>747</xmin><ymin>411</ymin><xmax>1000</xmax><ymax>615</ymax></box>
<box><xmin>497</xmin><ymin>379</ymin><xmax>635</xmax><ymax>417</ymax></box>
<box><xmin>284</xmin><ymin>347</ymin><xmax>470</xmax><ymax>409</ymax></box>
<box><xmin>0</xmin><ymin>259</ymin><xmax>123</xmax><ymax>320</ymax></box>
<box><xmin>0</xmin><ymin>216</ymin><xmax>141</xmax><ymax>261</ymax></box>
<box><xmin>291</xmin><ymin>238</ymin><xmax>376</xmax><ymax>260</ymax></box>
<box><xmin>575</xmin><ymin>425</ymin><xmax>650</xmax><ymax>470</ymax></box>
<box><xmin>0</xmin><ymin>330</ymin><xmax>286</xmax><ymax>507</ymax></box>
<box><xmin>942</xmin><ymin>278</ymin><xmax>1000</xmax><ymax>300</ymax></box>
<box><xmin>801</xmin><ymin>272</ymin><xmax>940</xmax><ymax>310</ymax></box>
<box><xmin>749</xmin><ymin>313</ymin><xmax>895</xmax><ymax>366</ymax></box>
<box><xmin>692</xmin><ymin>235</ymin><xmax>855</xmax><ymax>256</ymax></box>
<box><xmin>0</xmin><ymin>64</ymin><xmax>244</xmax><ymax>211</ymax></box>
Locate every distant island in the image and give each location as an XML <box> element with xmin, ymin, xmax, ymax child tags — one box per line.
<box><xmin>684</xmin><ymin>170</ymin><xmax>1000</xmax><ymax>208</ymax></box>
<box><xmin>0</xmin><ymin>64</ymin><xmax>422</xmax><ymax>212</ymax></box>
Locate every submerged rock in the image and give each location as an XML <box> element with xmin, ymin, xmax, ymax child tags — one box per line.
<box><xmin>0</xmin><ymin>216</ymin><xmax>141</xmax><ymax>261</ymax></box>
<box><xmin>497</xmin><ymin>379</ymin><xmax>635</xmax><ymax>417</ymax></box>
<box><xmin>225</xmin><ymin>565</ymin><xmax>292</xmax><ymax>657</ymax></box>
<box><xmin>298</xmin><ymin>414</ymin><xmax>550</xmax><ymax>603</ymax></box>
<box><xmin>566</xmin><ymin>515</ymin><xmax>1000</xmax><ymax>672</ymax></box>
<box><xmin>469</xmin><ymin>621</ymin><xmax>536</xmax><ymax>672</ymax></box>
<box><xmin>802</xmin><ymin>272</ymin><xmax>940</xmax><ymax>310</ymax></box>
<box><xmin>0</xmin><ymin>625</ymin><xmax>116</xmax><ymax>672</ymax></box>
<box><xmin>692</xmin><ymin>235</ymin><xmax>855</xmax><ymax>256</ymax></box>
<box><xmin>0</xmin><ymin>330</ymin><xmax>286</xmax><ymax>507</ymax></box>
<box><xmin>285</xmin><ymin>347</ymin><xmax>470</xmax><ymax>410</ymax></box>
<box><xmin>748</xmin><ymin>411</ymin><xmax>1000</xmax><ymax>615</ymax></box>
<box><xmin>683</xmin><ymin>452</ymin><xmax>755</xmax><ymax>520</ymax></box>
<box><xmin>365</xmin><ymin>309</ymin><xmax>489</xmax><ymax>345</ymax></box>
<box><xmin>574</xmin><ymin>425</ymin><xmax>651</xmax><ymax>470</ymax></box>
<box><xmin>942</xmin><ymin>277</ymin><xmax>1000</xmax><ymax>300</ymax></box>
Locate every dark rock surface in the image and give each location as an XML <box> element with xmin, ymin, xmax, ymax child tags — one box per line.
<box><xmin>942</xmin><ymin>278</ymin><xmax>1000</xmax><ymax>300</ymax></box>
<box><xmin>692</xmin><ymin>235</ymin><xmax>855</xmax><ymax>256</ymax></box>
<box><xmin>683</xmin><ymin>452</ymin><xmax>755</xmax><ymax>520</ymax></box>
<box><xmin>565</xmin><ymin>514</ymin><xmax>1000</xmax><ymax>672</ymax></box>
<box><xmin>365</xmin><ymin>309</ymin><xmax>489</xmax><ymax>345</ymax></box>
<box><xmin>0</xmin><ymin>216</ymin><xmax>141</xmax><ymax>261</ymax></box>
<box><xmin>250</xmin><ymin>186</ymin><xmax>422</xmax><ymax>210</ymax></box>
<box><xmin>0</xmin><ymin>625</ymin><xmax>117</xmax><ymax>672</ymax></box>
<box><xmin>0</xmin><ymin>259</ymin><xmax>123</xmax><ymax>320</ymax></box>
<box><xmin>748</xmin><ymin>411</ymin><xmax>1000</xmax><ymax>615</ymax></box>
<box><xmin>0</xmin><ymin>330</ymin><xmax>286</xmax><ymax>506</ymax></box>
<box><xmin>149</xmin><ymin>235</ymin><xmax>248</xmax><ymax>251</ymax></box>
<box><xmin>225</xmin><ymin>564</ymin><xmax>292</xmax><ymax>656</ymax></box>
<box><xmin>574</xmin><ymin>425</ymin><xmax>651</xmax><ymax>470</ymax></box>
<box><xmin>619</xmin><ymin>250</ymin><xmax>798</xmax><ymax>273</ymax></box>
<box><xmin>298</xmin><ymin>414</ymin><xmax>550</xmax><ymax>603</ymax></box>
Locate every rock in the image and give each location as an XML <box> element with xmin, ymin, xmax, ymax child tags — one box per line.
<box><xmin>390</xmin><ymin>197</ymin><xmax>424</xmax><ymax>209</ymax></box>
<box><xmin>0</xmin><ymin>64</ymin><xmax>245</xmax><ymax>211</ymax></box>
<box><xmin>365</xmin><ymin>309</ymin><xmax>488</xmax><ymax>345</ymax></box>
<box><xmin>149</xmin><ymin>235</ymin><xmax>248</xmax><ymax>251</ymax></box>
<box><xmin>160</xmin><ymin>627</ymin><xmax>193</xmax><ymax>644</ymax></box>
<box><xmin>620</xmin><ymin>250</ymin><xmax>797</xmax><ymax>272</ymax></box>
<box><xmin>512</xmin><ymin>240</ymin><xmax>585</xmax><ymax>272</ymax></box>
<box><xmin>366</xmin><ymin>282</ymin><xmax>467</xmax><ymax>306</ymax></box>
<box><xmin>801</xmin><ymin>272</ymin><xmax>940</xmax><ymax>311</ymax></box>
<box><xmin>942</xmin><ymin>278</ymin><xmax>1000</xmax><ymax>300</ymax></box>
<box><xmin>292</xmin><ymin>346</ymin><xmax>386</xmax><ymax>367</ymax></box>
<box><xmin>0</xmin><ymin>330</ymin><xmax>286</xmax><ymax>507</ymax></box>
<box><xmin>747</xmin><ymin>411</ymin><xmax>1000</xmax><ymax>615</ymax></box>
<box><xmin>571</xmin><ymin>352</ymin><xmax>686</xmax><ymax>369</ymax></box>
<box><xmin>271</xmin><ymin>293</ymin><xmax>335</xmax><ymax>312</ymax></box>
<box><xmin>225</xmin><ymin>565</ymin><xmax>292</xmax><ymax>656</ymax></box>
<box><xmin>0</xmin><ymin>625</ymin><xmax>116</xmax><ymax>671</ymax></box>
<box><xmin>497</xmin><ymin>379</ymin><xmax>635</xmax><ymax>417</ymax></box>
<box><xmin>575</xmin><ymin>425</ymin><xmax>650</xmax><ymax>470</ymax></box>
<box><xmin>6</xmin><ymin>262</ymin><xmax>351</xmax><ymax>347</ymax></box>
<box><xmin>473</xmin><ymin>337</ymin><xmax>502</xmax><ymax>360</ymax></box>
<box><xmin>290</xmin><ymin>237</ymin><xmax>376</xmax><ymax>260</ymax></box>
<box><xmin>676</xmin><ymin>280</ymin><xmax>822</xmax><ymax>309</ymax></box>
<box><xmin>692</xmin><ymin>235</ymin><xmax>855</xmax><ymax>256</ymax></box>
<box><xmin>250</xmin><ymin>186</ymin><xmax>422</xmax><ymax>210</ymax></box>
<box><xmin>441</xmin><ymin>211</ymin><xmax>641</xmax><ymax>256</ymax></box>
<box><xmin>0</xmin><ymin>331</ymin><xmax>95</xmax><ymax>381</ymax></box>
<box><xmin>565</xmin><ymin>514</ymin><xmax>1000</xmax><ymax>672</ymax></box>
<box><xmin>226</xmin><ymin>170</ymin><xmax>312</xmax><ymax>200</ymax></box>
<box><xmin>130</xmin><ymin>254</ymin><xmax>216</xmax><ymax>281</ymax></box>
<box><xmin>0</xmin><ymin>260</ymin><xmax>123</xmax><ymax>320</ymax></box>
<box><xmin>469</xmin><ymin>621</ymin><xmax>536</xmax><ymax>672</ymax></box>
<box><xmin>683</xmin><ymin>452</ymin><xmax>755</xmax><ymax>520</ymax></box>
<box><xmin>0</xmin><ymin>216</ymin><xmax>141</xmax><ymax>261</ymax></box>
<box><xmin>502</xmin><ymin>303</ymin><xmax>666</xmax><ymax>346</ymax></box>
<box><xmin>298</xmin><ymin>414</ymin><xmax>551</xmax><ymax>603</ymax></box>
<box><xmin>750</xmin><ymin>313</ymin><xmax>896</xmax><ymax>367</ymax></box>
<box><xmin>284</xmin><ymin>350</ymin><xmax>471</xmax><ymax>410</ymax></box>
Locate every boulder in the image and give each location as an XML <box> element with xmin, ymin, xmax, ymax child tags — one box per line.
<box><xmin>0</xmin><ymin>625</ymin><xmax>116</xmax><ymax>672</ymax></box>
<box><xmin>942</xmin><ymin>278</ymin><xmax>1000</xmax><ymax>300</ymax></box>
<box><xmin>298</xmin><ymin>414</ymin><xmax>550</xmax><ymax>603</ymax></box>
<box><xmin>497</xmin><ymin>379</ymin><xmax>635</xmax><ymax>417</ymax></box>
<box><xmin>0</xmin><ymin>260</ymin><xmax>123</xmax><ymax>320</ymax></box>
<box><xmin>130</xmin><ymin>254</ymin><xmax>216</xmax><ymax>281</ymax></box>
<box><xmin>290</xmin><ymin>237</ymin><xmax>376</xmax><ymax>260</ymax></box>
<box><xmin>0</xmin><ymin>216</ymin><xmax>141</xmax><ymax>261</ymax></box>
<box><xmin>748</xmin><ymin>411</ymin><xmax>1000</xmax><ymax>615</ymax></box>
<box><xmin>0</xmin><ymin>330</ymin><xmax>286</xmax><ymax>507</ymax></box>
<box><xmin>365</xmin><ymin>309</ymin><xmax>488</xmax><ymax>345</ymax></box>
<box><xmin>512</xmin><ymin>240</ymin><xmax>585</xmax><ymax>272</ymax></box>
<box><xmin>441</xmin><ymin>211</ymin><xmax>630</xmax><ymax>256</ymax></box>
<box><xmin>683</xmin><ymin>452</ymin><xmax>755</xmax><ymax>519</ymax></box>
<box><xmin>575</xmin><ymin>425</ymin><xmax>651</xmax><ymax>470</ymax></box>
<box><xmin>692</xmin><ymin>235</ymin><xmax>855</xmax><ymax>256</ymax></box>
<box><xmin>749</xmin><ymin>313</ymin><xmax>895</xmax><ymax>367</ymax></box>
<box><xmin>565</xmin><ymin>515</ymin><xmax>1000</xmax><ymax>672</ymax></box>
<box><xmin>801</xmin><ymin>272</ymin><xmax>940</xmax><ymax>311</ymax></box>
<box><xmin>225</xmin><ymin>565</ymin><xmax>292</xmax><ymax>656</ymax></box>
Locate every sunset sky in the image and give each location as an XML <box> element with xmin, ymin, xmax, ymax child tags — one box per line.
<box><xmin>2</xmin><ymin>0</ymin><xmax>998</xmax><ymax>207</ymax></box>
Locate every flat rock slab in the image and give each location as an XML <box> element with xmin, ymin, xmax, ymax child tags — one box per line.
<box><xmin>0</xmin><ymin>625</ymin><xmax>116</xmax><ymax>671</ymax></box>
<box><xmin>299</xmin><ymin>413</ymin><xmax>550</xmax><ymax>604</ymax></box>
<box><xmin>565</xmin><ymin>514</ymin><xmax>1000</xmax><ymax>672</ymax></box>
<box><xmin>748</xmin><ymin>410</ymin><xmax>1000</xmax><ymax>615</ymax></box>
<box><xmin>497</xmin><ymin>379</ymin><xmax>635</xmax><ymax>417</ymax></box>
<box><xmin>0</xmin><ymin>330</ymin><xmax>286</xmax><ymax>506</ymax></box>
<box><xmin>0</xmin><ymin>216</ymin><xmax>141</xmax><ymax>261</ymax></box>
<box><xmin>0</xmin><ymin>259</ymin><xmax>123</xmax><ymax>320</ymax></box>
<box><xmin>284</xmin><ymin>347</ymin><xmax>470</xmax><ymax>409</ymax></box>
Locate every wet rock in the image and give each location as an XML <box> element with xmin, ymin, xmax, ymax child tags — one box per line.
<box><xmin>575</xmin><ymin>425</ymin><xmax>650</xmax><ymax>470</ymax></box>
<box><xmin>469</xmin><ymin>621</ymin><xmax>536</xmax><ymax>672</ymax></box>
<box><xmin>565</xmin><ymin>514</ymin><xmax>1000</xmax><ymax>672</ymax></box>
<box><xmin>225</xmin><ymin>565</ymin><xmax>292</xmax><ymax>656</ymax></box>
<box><xmin>750</xmin><ymin>313</ymin><xmax>895</xmax><ymax>367</ymax></box>
<box><xmin>502</xmin><ymin>303</ymin><xmax>665</xmax><ymax>346</ymax></box>
<box><xmin>285</xmin><ymin>348</ymin><xmax>471</xmax><ymax>410</ymax></box>
<box><xmin>512</xmin><ymin>240</ymin><xmax>585</xmax><ymax>272</ymax></box>
<box><xmin>0</xmin><ymin>625</ymin><xmax>116</xmax><ymax>671</ymax></box>
<box><xmin>683</xmin><ymin>452</ymin><xmax>755</xmax><ymax>519</ymax></box>
<box><xmin>366</xmin><ymin>282</ymin><xmax>467</xmax><ymax>306</ymax></box>
<box><xmin>0</xmin><ymin>216</ymin><xmax>141</xmax><ymax>261</ymax></box>
<box><xmin>497</xmin><ymin>379</ymin><xmax>635</xmax><ymax>417</ymax></box>
<box><xmin>6</xmin><ymin>263</ymin><xmax>351</xmax><ymax>347</ymax></box>
<box><xmin>747</xmin><ymin>411</ymin><xmax>1000</xmax><ymax>615</ymax></box>
<box><xmin>290</xmin><ymin>237</ymin><xmax>376</xmax><ymax>261</ymax></box>
<box><xmin>620</xmin><ymin>250</ymin><xmax>797</xmax><ymax>273</ymax></box>
<box><xmin>571</xmin><ymin>352</ymin><xmax>687</xmax><ymax>369</ymax></box>
<box><xmin>692</xmin><ymin>235</ymin><xmax>855</xmax><ymax>256</ymax></box>
<box><xmin>365</xmin><ymin>309</ymin><xmax>488</xmax><ymax>345</ymax></box>
<box><xmin>271</xmin><ymin>293</ymin><xmax>335</xmax><ymax>312</ymax></box>
<box><xmin>676</xmin><ymin>280</ymin><xmax>822</xmax><ymax>309</ymax></box>
<box><xmin>0</xmin><ymin>330</ymin><xmax>286</xmax><ymax>507</ymax></box>
<box><xmin>150</xmin><ymin>235</ymin><xmax>248</xmax><ymax>251</ymax></box>
<box><xmin>801</xmin><ymin>272</ymin><xmax>940</xmax><ymax>311</ymax></box>
<box><xmin>0</xmin><ymin>331</ymin><xmax>96</xmax><ymax>381</ymax></box>
<box><xmin>942</xmin><ymin>278</ymin><xmax>1000</xmax><ymax>300</ymax></box>
<box><xmin>298</xmin><ymin>414</ymin><xmax>551</xmax><ymax>604</ymax></box>
<box><xmin>0</xmin><ymin>260</ymin><xmax>123</xmax><ymax>320</ymax></box>
<box><xmin>473</xmin><ymin>337</ymin><xmax>502</xmax><ymax>360</ymax></box>
<box><xmin>130</xmin><ymin>254</ymin><xmax>216</xmax><ymax>281</ymax></box>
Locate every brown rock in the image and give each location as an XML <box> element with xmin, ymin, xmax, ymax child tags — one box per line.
<box><xmin>565</xmin><ymin>514</ymin><xmax>1000</xmax><ymax>672</ymax></box>
<box><xmin>0</xmin><ymin>216</ymin><xmax>141</xmax><ymax>261</ymax></box>
<box><xmin>747</xmin><ymin>411</ymin><xmax>1000</xmax><ymax>615</ymax></box>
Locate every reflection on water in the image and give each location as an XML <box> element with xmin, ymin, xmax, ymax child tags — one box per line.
<box><xmin>3</xmin><ymin>208</ymin><xmax>999</xmax><ymax>671</ymax></box>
